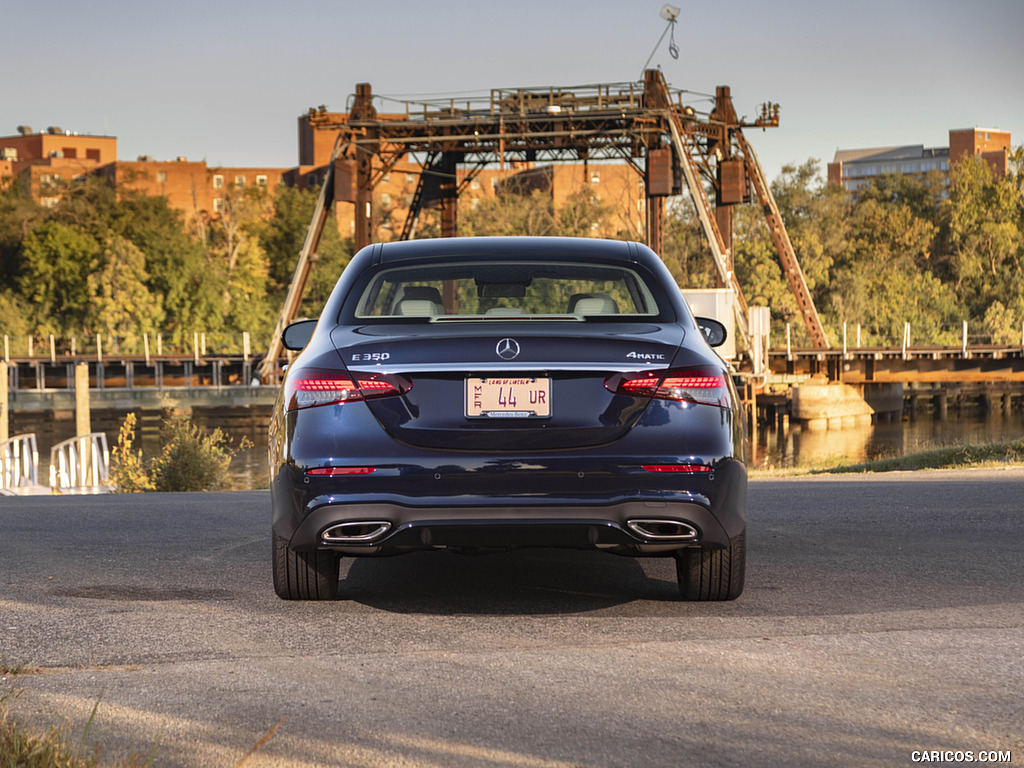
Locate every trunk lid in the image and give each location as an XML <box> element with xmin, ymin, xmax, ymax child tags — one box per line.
<box><xmin>330</xmin><ymin>323</ymin><xmax>692</xmax><ymax>451</ymax></box>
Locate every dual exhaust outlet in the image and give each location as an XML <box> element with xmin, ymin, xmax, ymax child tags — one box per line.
<box><xmin>321</xmin><ymin>521</ymin><xmax>392</xmax><ymax>544</ymax></box>
<box><xmin>626</xmin><ymin>519</ymin><xmax>699</xmax><ymax>541</ymax></box>
<box><xmin>321</xmin><ymin>518</ymin><xmax>698</xmax><ymax>545</ymax></box>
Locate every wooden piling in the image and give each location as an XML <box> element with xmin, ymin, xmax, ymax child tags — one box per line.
<box><xmin>75</xmin><ymin>363</ymin><xmax>91</xmax><ymax>437</ymax></box>
<box><xmin>1</xmin><ymin>360</ymin><xmax>8</xmax><ymax>442</ymax></box>
<box><xmin>75</xmin><ymin>362</ymin><xmax>92</xmax><ymax>485</ymax></box>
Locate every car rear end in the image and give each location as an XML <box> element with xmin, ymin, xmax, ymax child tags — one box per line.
<box><xmin>270</xmin><ymin>237</ymin><xmax>746</xmax><ymax>600</ymax></box>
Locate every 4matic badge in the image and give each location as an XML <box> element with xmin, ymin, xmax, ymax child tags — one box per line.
<box><xmin>626</xmin><ymin>351</ymin><xmax>666</xmax><ymax>360</ymax></box>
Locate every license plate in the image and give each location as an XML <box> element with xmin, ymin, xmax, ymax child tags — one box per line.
<box><xmin>465</xmin><ymin>377</ymin><xmax>551</xmax><ymax>418</ymax></box>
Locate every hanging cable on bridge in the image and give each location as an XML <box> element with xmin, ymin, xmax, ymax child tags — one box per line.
<box><xmin>641</xmin><ymin>4</ymin><xmax>681</xmax><ymax>76</ymax></box>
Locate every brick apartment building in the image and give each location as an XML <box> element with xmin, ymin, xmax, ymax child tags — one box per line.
<box><xmin>8</xmin><ymin>119</ymin><xmax>1009</xmax><ymax>239</ymax></box>
<box><xmin>1</xmin><ymin>116</ymin><xmax>646</xmax><ymax>241</ymax></box>
<box><xmin>0</xmin><ymin>126</ymin><xmax>116</xmax><ymax>206</ymax></box>
<box><xmin>106</xmin><ymin>159</ymin><xmax>290</xmax><ymax>215</ymax></box>
<box><xmin>0</xmin><ymin>125</ymin><xmax>288</xmax><ymax>218</ymax></box>
<box><xmin>827</xmin><ymin>127</ymin><xmax>1012</xmax><ymax>193</ymax></box>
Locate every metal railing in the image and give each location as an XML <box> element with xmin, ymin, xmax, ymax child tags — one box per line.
<box><xmin>0</xmin><ymin>433</ymin><xmax>40</xmax><ymax>493</ymax></box>
<box><xmin>49</xmin><ymin>433</ymin><xmax>110</xmax><ymax>494</ymax></box>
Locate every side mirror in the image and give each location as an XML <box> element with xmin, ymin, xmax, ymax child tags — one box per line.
<box><xmin>694</xmin><ymin>317</ymin><xmax>727</xmax><ymax>348</ymax></box>
<box><xmin>281</xmin><ymin>319</ymin><xmax>318</xmax><ymax>351</ymax></box>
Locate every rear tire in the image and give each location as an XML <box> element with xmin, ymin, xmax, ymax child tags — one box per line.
<box><xmin>273</xmin><ymin>534</ymin><xmax>340</xmax><ymax>600</ymax></box>
<box><xmin>675</xmin><ymin>532</ymin><xmax>745</xmax><ymax>601</ymax></box>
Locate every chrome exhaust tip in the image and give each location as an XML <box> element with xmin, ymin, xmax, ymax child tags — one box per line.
<box><xmin>321</xmin><ymin>521</ymin><xmax>392</xmax><ymax>544</ymax></box>
<box><xmin>626</xmin><ymin>519</ymin><xmax>699</xmax><ymax>541</ymax></box>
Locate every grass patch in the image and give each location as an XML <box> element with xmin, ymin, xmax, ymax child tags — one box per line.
<box><xmin>824</xmin><ymin>436</ymin><xmax>1024</xmax><ymax>473</ymax></box>
<box><xmin>0</xmin><ymin>685</ymin><xmax>280</xmax><ymax>768</ymax></box>
<box><xmin>0</xmin><ymin>691</ymin><xmax>150</xmax><ymax>768</ymax></box>
<box><xmin>0</xmin><ymin>663</ymin><xmax>39</xmax><ymax>677</ymax></box>
<box><xmin>749</xmin><ymin>437</ymin><xmax>1024</xmax><ymax>477</ymax></box>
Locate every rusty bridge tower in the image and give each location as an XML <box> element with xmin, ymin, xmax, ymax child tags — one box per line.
<box><xmin>259</xmin><ymin>71</ymin><xmax>828</xmax><ymax>380</ymax></box>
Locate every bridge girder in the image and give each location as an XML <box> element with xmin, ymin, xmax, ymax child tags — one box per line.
<box><xmin>258</xmin><ymin>72</ymin><xmax>823</xmax><ymax>381</ymax></box>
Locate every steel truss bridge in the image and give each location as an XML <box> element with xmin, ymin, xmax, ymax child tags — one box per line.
<box><xmin>3</xmin><ymin>341</ymin><xmax>1022</xmax><ymax>414</ymax></box>
<box><xmin>771</xmin><ymin>344</ymin><xmax>1024</xmax><ymax>384</ymax></box>
<box><xmin>259</xmin><ymin>70</ymin><xmax>829</xmax><ymax>379</ymax></box>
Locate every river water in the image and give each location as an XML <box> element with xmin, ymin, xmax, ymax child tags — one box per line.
<box><xmin>754</xmin><ymin>410</ymin><xmax>1024</xmax><ymax>469</ymax></box>
<box><xmin>169</xmin><ymin>409</ymin><xmax>1024</xmax><ymax>485</ymax></box>
<box><xmin>10</xmin><ymin>409</ymin><xmax>1024</xmax><ymax>491</ymax></box>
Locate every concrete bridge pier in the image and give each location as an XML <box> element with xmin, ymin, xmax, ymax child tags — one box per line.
<box><xmin>980</xmin><ymin>390</ymin><xmax>994</xmax><ymax>414</ymax></box>
<box><xmin>907</xmin><ymin>391</ymin><xmax>921</xmax><ymax>420</ymax></box>
<box><xmin>863</xmin><ymin>382</ymin><xmax>904</xmax><ymax>422</ymax></box>
<box><xmin>792</xmin><ymin>380</ymin><xmax>877</xmax><ymax>431</ymax></box>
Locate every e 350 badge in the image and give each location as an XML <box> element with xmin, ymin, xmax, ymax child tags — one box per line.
<box><xmin>351</xmin><ymin>352</ymin><xmax>391</xmax><ymax>362</ymax></box>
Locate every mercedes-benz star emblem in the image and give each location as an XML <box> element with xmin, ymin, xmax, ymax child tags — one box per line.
<box><xmin>496</xmin><ymin>338</ymin><xmax>520</xmax><ymax>360</ymax></box>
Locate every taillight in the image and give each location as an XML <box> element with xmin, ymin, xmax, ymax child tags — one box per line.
<box><xmin>605</xmin><ymin>366</ymin><xmax>730</xmax><ymax>408</ymax></box>
<box><xmin>285</xmin><ymin>369</ymin><xmax>411</xmax><ymax>411</ymax></box>
<box><xmin>642</xmin><ymin>464</ymin><xmax>712</xmax><ymax>473</ymax></box>
<box><xmin>306</xmin><ymin>467</ymin><xmax>376</xmax><ymax>476</ymax></box>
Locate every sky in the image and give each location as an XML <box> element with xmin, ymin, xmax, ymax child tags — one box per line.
<box><xmin>4</xmin><ymin>0</ymin><xmax>1023</xmax><ymax>184</ymax></box>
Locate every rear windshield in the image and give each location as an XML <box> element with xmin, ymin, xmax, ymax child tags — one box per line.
<box><xmin>352</xmin><ymin>261</ymin><xmax>660</xmax><ymax>321</ymax></box>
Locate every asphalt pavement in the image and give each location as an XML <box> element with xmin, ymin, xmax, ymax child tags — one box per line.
<box><xmin>1</xmin><ymin>469</ymin><xmax>1022</xmax><ymax>767</ymax></box>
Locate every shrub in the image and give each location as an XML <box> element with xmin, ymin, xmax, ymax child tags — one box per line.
<box><xmin>109</xmin><ymin>411</ymin><xmax>248</xmax><ymax>492</ymax></box>
<box><xmin>108</xmin><ymin>412</ymin><xmax>154</xmax><ymax>492</ymax></box>
<box><xmin>150</xmin><ymin>412</ymin><xmax>239</xmax><ymax>492</ymax></box>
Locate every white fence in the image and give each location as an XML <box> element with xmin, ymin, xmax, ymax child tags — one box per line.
<box><xmin>0</xmin><ymin>433</ymin><xmax>41</xmax><ymax>494</ymax></box>
<box><xmin>48</xmin><ymin>433</ymin><xmax>110</xmax><ymax>494</ymax></box>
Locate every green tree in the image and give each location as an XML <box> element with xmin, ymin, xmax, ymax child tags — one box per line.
<box><xmin>982</xmin><ymin>299</ymin><xmax>1024</xmax><ymax>344</ymax></box>
<box><xmin>87</xmin><ymin>235</ymin><xmax>165</xmax><ymax>351</ymax></box>
<box><xmin>770</xmin><ymin>161</ymin><xmax>849</xmax><ymax>302</ymax></box>
<box><xmin>729</xmin><ymin>161</ymin><xmax>849</xmax><ymax>344</ymax></box>
<box><xmin>18</xmin><ymin>220</ymin><xmax>101</xmax><ymax>337</ymax></box>
<box><xmin>857</xmin><ymin>170</ymin><xmax>947</xmax><ymax>226</ymax></box>
<box><xmin>946</xmin><ymin>154</ymin><xmax>1023</xmax><ymax>320</ymax></box>
<box><xmin>260</xmin><ymin>186</ymin><xmax>351</xmax><ymax>316</ymax></box>
<box><xmin>43</xmin><ymin>174</ymin><xmax>119</xmax><ymax>235</ymax></box>
<box><xmin>555</xmin><ymin>190</ymin><xmax>619</xmax><ymax>238</ymax></box>
<box><xmin>0</xmin><ymin>289</ymin><xmax>31</xmax><ymax>340</ymax></box>
<box><xmin>221</xmin><ymin>236</ymin><xmax>273</xmax><ymax>348</ymax></box>
<box><xmin>198</xmin><ymin>185</ymin><xmax>276</xmax><ymax>347</ymax></box>
<box><xmin>830</xmin><ymin>198</ymin><xmax>961</xmax><ymax>344</ymax></box>
<box><xmin>733</xmin><ymin>204</ymin><xmax>795</xmax><ymax>317</ymax></box>
<box><xmin>461</xmin><ymin>189</ymin><xmax>557</xmax><ymax>236</ymax></box>
<box><xmin>112</xmin><ymin>192</ymin><xmax>218</xmax><ymax>348</ymax></box>
<box><xmin>0</xmin><ymin>179</ymin><xmax>44</xmax><ymax>285</ymax></box>
<box><xmin>767</xmin><ymin>162</ymin><xmax>855</xmax><ymax>343</ymax></box>
<box><xmin>659</xmin><ymin>201</ymin><xmax>717</xmax><ymax>289</ymax></box>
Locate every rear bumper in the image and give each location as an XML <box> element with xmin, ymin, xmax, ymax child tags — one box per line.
<box><xmin>284</xmin><ymin>499</ymin><xmax>734</xmax><ymax>556</ymax></box>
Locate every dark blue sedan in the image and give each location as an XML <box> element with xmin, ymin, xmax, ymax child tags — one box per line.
<box><xmin>270</xmin><ymin>236</ymin><xmax>747</xmax><ymax>600</ymax></box>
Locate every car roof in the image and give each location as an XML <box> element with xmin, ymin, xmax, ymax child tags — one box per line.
<box><xmin>372</xmin><ymin>236</ymin><xmax>647</xmax><ymax>265</ymax></box>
